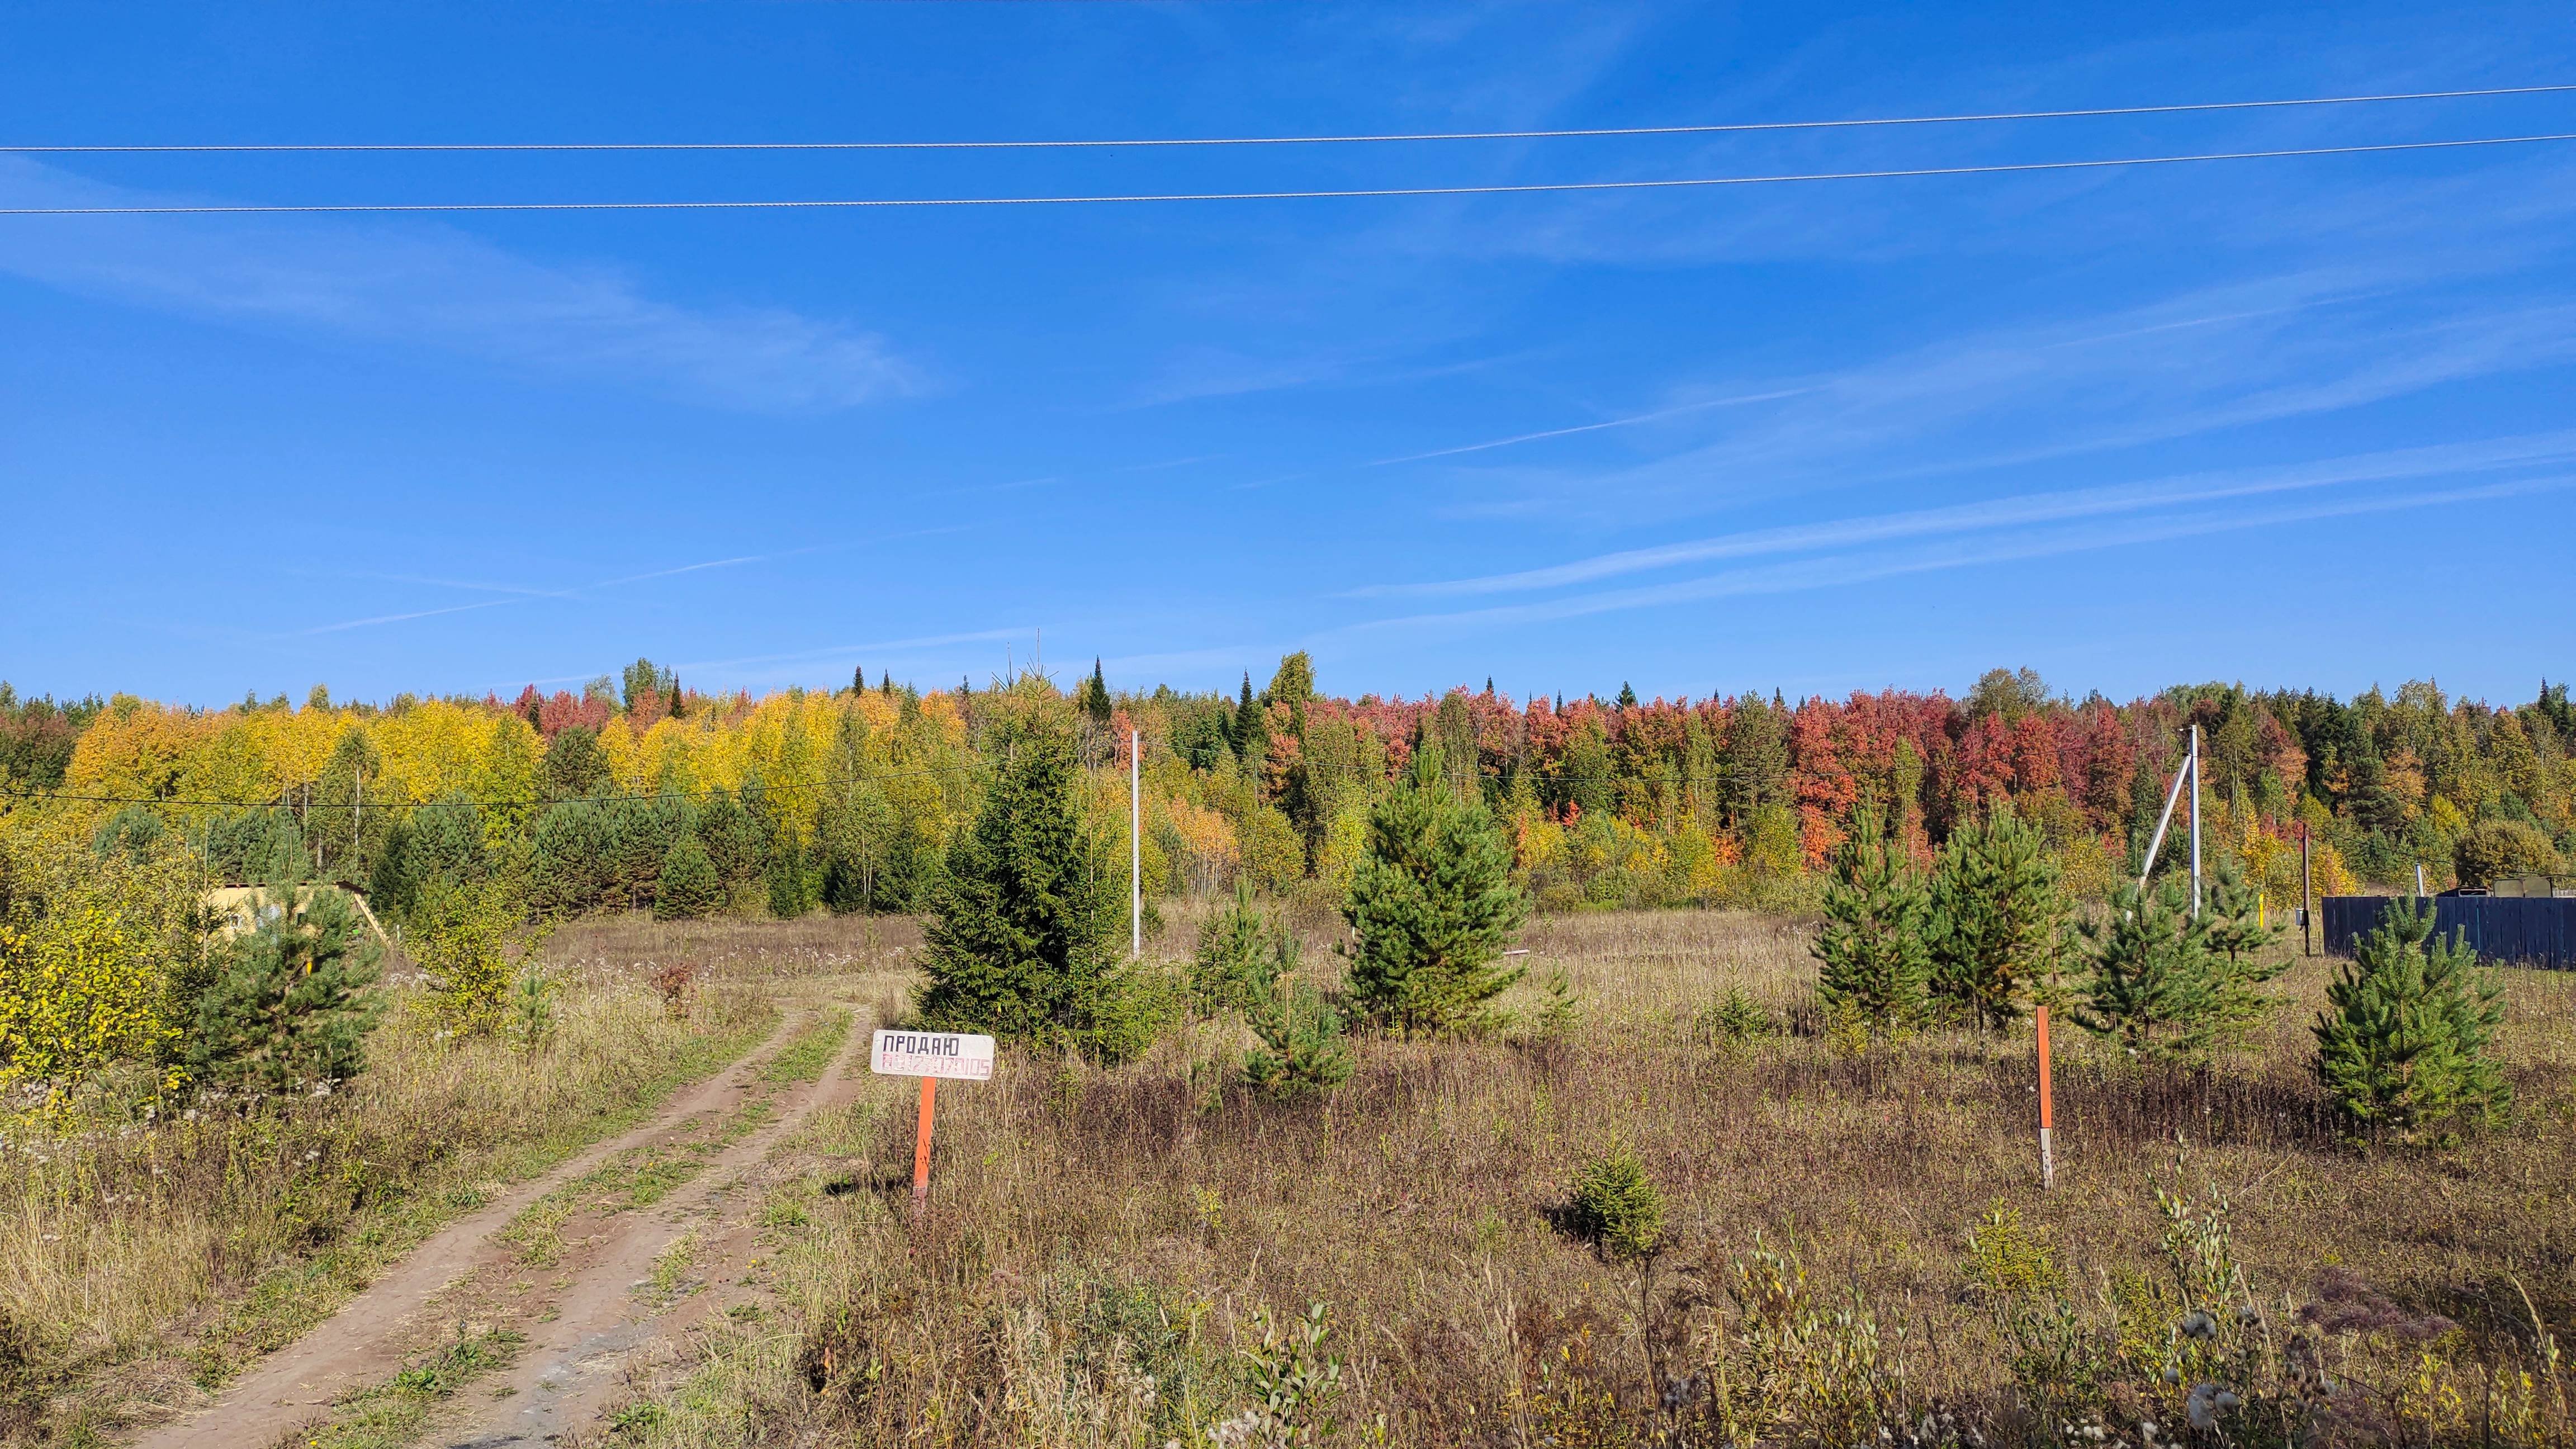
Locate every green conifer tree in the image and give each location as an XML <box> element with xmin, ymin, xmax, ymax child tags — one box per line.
<box><xmin>2198</xmin><ymin>856</ymin><xmax>2288</xmax><ymax>1041</ymax></box>
<box><xmin>1079</xmin><ymin>658</ymin><xmax>1114</xmax><ymax>725</ymax></box>
<box><xmin>915</xmin><ymin>718</ymin><xmax>1142</xmax><ymax>1058</ymax></box>
<box><xmin>694</xmin><ymin>787</ymin><xmax>761</xmax><ymax>889</ymax></box>
<box><xmin>2314</xmin><ymin>898</ymin><xmax>2508</xmax><ymax>1132</ymax></box>
<box><xmin>1810</xmin><ymin>803</ymin><xmax>1930</xmax><ymax>1033</ymax></box>
<box><xmin>2075</xmin><ymin>878</ymin><xmax>2229</xmax><ymax>1062</ymax></box>
<box><xmin>1233</xmin><ymin>672</ymin><xmax>1265</xmax><ymax>764</ymax></box>
<box><xmin>1242</xmin><ymin>931</ymin><xmax>1352</xmax><ymax>1098</ymax></box>
<box><xmin>1190</xmin><ymin>880</ymin><xmax>1275</xmax><ymax>1016</ymax></box>
<box><xmin>1339</xmin><ymin>746</ymin><xmax>1528</xmax><ymax>1035</ymax></box>
<box><xmin>188</xmin><ymin>889</ymin><xmax>382</xmax><ymax>1093</ymax></box>
<box><xmin>1926</xmin><ymin>804</ymin><xmax>2066</xmax><ymax>1030</ymax></box>
<box><xmin>539</xmin><ymin>725</ymin><xmax>612</xmax><ymax>802</ymax></box>
<box><xmin>653</xmin><ymin>834</ymin><xmax>723</xmax><ymax>920</ymax></box>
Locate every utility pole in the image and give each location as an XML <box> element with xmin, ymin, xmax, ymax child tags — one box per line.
<box><xmin>352</xmin><ymin>764</ymin><xmax>364</xmax><ymax>880</ymax></box>
<box><xmin>2299</xmin><ymin>822</ymin><xmax>2313</xmax><ymax>957</ymax></box>
<box><xmin>2187</xmin><ymin>724</ymin><xmax>2202</xmax><ymax>918</ymax></box>
<box><xmin>1130</xmin><ymin>727</ymin><xmax>1142</xmax><ymax>958</ymax></box>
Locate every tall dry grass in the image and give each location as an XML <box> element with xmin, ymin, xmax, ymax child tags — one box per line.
<box><xmin>0</xmin><ymin>918</ymin><xmax>849</xmax><ymax>1443</ymax></box>
<box><xmin>606</xmin><ymin>910</ymin><xmax>2576</xmax><ymax>1448</ymax></box>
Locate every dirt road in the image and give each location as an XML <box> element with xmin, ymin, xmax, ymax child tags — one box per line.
<box><xmin>132</xmin><ymin>1005</ymin><xmax>862</xmax><ymax>1449</ymax></box>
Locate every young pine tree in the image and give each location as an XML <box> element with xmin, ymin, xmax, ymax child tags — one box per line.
<box><xmin>1242</xmin><ymin>933</ymin><xmax>1353</xmax><ymax>1098</ymax></box>
<box><xmin>1810</xmin><ymin>803</ymin><xmax>1931</xmax><ymax>1035</ymax></box>
<box><xmin>2075</xmin><ymin>879</ymin><xmax>2231</xmax><ymax>1063</ymax></box>
<box><xmin>2313</xmin><ymin>898</ymin><xmax>2508</xmax><ymax>1133</ymax></box>
<box><xmin>915</xmin><ymin>718</ymin><xmax>1143</xmax><ymax>1059</ymax></box>
<box><xmin>188</xmin><ymin>889</ymin><xmax>382</xmax><ymax>1094</ymax></box>
<box><xmin>1339</xmin><ymin>746</ymin><xmax>1528</xmax><ymax>1036</ymax></box>
<box><xmin>1927</xmin><ymin>804</ymin><xmax>2067</xmax><ymax>1030</ymax></box>
<box><xmin>2198</xmin><ymin>856</ymin><xmax>2288</xmax><ymax>1041</ymax></box>
<box><xmin>1190</xmin><ymin>880</ymin><xmax>1276</xmax><ymax>1017</ymax></box>
<box><xmin>653</xmin><ymin>834</ymin><xmax>723</xmax><ymax>920</ymax></box>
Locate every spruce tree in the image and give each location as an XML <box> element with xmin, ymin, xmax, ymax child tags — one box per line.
<box><xmin>1810</xmin><ymin>804</ymin><xmax>1930</xmax><ymax>1034</ymax></box>
<box><xmin>1926</xmin><ymin>804</ymin><xmax>2066</xmax><ymax>1030</ymax></box>
<box><xmin>1340</xmin><ymin>746</ymin><xmax>1528</xmax><ymax>1035</ymax></box>
<box><xmin>2314</xmin><ymin>898</ymin><xmax>2508</xmax><ymax>1132</ymax></box>
<box><xmin>1079</xmin><ymin>658</ymin><xmax>1114</xmax><ymax>725</ymax></box>
<box><xmin>1233</xmin><ymin>672</ymin><xmax>1265</xmax><ymax>763</ymax></box>
<box><xmin>915</xmin><ymin>717</ymin><xmax>1138</xmax><ymax>1057</ymax></box>
<box><xmin>188</xmin><ymin>889</ymin><xmax>382</xmax><ymax>1093</ymax></box>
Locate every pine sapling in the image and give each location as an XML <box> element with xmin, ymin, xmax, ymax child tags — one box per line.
<box><xmin>1927</xmin><ymin>804</ymin><xmax>2068</xmax><ymax>1030</ymax></box>
<box><xmin>1811</xmin><ymin>803</ymin><xmax>1930</xmax><ymax>1036</ymax></box>
<box><xmin>1243</xmin><ymin>936</ymin><xmax>1353</xmax><ymax>1098</ymax></box>
<box><xmin>1339</xmin><ymin>745</ymin><xmax>1528</xmax><ymax>1036</ymax></box>
<box><xmin>2314</xmin><ymin>898</ymin><xmax>2508</xmax><ymax>1134</ymax></box>
<box><xmin>2076</xmin><ymin>879</ymin><xmax>2225</xmax><ymax>1063</ymax></box>
<box><xmin>187</xmin><ymin>888</ymin><xmax>382</xmax><ymax>1095</ymax></box>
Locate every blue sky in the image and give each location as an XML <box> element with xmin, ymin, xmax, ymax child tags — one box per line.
<box><xmin>3</xmin><ymin>2</ymin><xmax>2572</xmax><ymax>708</ymax></box>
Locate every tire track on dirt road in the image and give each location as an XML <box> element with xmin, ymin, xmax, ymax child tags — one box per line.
<box><xmin>429</xmin><ymin>1007</ymin><xmax>874</xmax><ymax>1448</ymax></box>
<box><xmin>131</xmin><ymin>1010</ymin><xmax>814</xmax><ymax>1449</ymax></box>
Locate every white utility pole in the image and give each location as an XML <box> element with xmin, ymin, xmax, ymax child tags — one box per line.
<box><xmin>1129</xmin><ymin>727</ymin><xmax>1142</xmax><ymax>957</ymax></box>
<box><xmin>2136</xmin><ymin>723</ymin><xmax>2208</xmax><ymax>916</ymax></box>
<box><xmin>2187</xmin><ymin>724</ymin><xmax>2202</xmax><ymax>918</ymax></box>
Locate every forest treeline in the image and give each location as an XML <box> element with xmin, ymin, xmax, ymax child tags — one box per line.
<box><xmin>2</xmin><ymin>659</ymin><xmax>2572</xmax><ymax>929</ymax></box>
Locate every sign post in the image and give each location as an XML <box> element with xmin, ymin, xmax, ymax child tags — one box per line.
<box><xmin>2034</xmin><ymin>1003</ymin><xmax>2056</xmax><ymax>1190</ymax></box>
<box><xmin>870</xmin><ymin>1029</ymin><xmax>996</xmax><ymax>1223</ymax></box>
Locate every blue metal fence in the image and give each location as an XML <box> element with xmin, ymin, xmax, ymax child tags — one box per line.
<box><xmin>2321</xmin><ymin>895</ymin><xmax>2576</xmax><ymax>969</ymax></box>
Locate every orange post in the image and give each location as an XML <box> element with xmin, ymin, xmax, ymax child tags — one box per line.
<box><xmin>911</xmin><ymin>1075</ymin><xmax>937</xmax><ymax>1223</ymax></box>
<box><xmin>2034</xmin><ymin>1004</ymin><xmax>2056</xmax><ymax>1189</ymax></box>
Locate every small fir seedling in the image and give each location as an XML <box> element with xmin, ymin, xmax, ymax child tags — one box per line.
<box><xmin>1566</xmin><ymin>1143</ymin><xmax>1664</xmax><ymax>1263</ymax></box>
<box><xmin>510</xmin><ymin>963</ymin><xmax>557</xmax><ymax>1056</ymax></box>
<box><xmin>1697</xmin><ymin>987</ymin><xmax>1774</xmax><ymax>1046</ymax></box>
<box><xmin>1533</xmin><ymin>967</ymin><xmax>1580</xmax><ymax>1041</ymax></box>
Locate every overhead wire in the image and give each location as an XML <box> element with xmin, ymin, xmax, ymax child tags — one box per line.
<box><xmin>8</xmin><ymin>82</ymin><xmax>2571</xmax><ymax>153</ymax></box>
<box><xmin>3</xmin><ymin>132</ymin><xmax>2570</xmax><ymax>216</ymax></box>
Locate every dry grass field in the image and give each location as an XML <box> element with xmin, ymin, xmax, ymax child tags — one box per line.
<box><xmin>584</xmin><ymin>909</ymin><xmax>2576</xmax><ymax>1449</ymax></box>
<box><xmin>5</xmin><ymin>907</ymin><xmax>2570</xmax><ymax>1447</ymax></box>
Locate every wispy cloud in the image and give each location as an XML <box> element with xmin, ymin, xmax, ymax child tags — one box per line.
<box><xmin>1356</xmin><ymin>433</ymin><xmax>2576</xmax><ymax>598</ymax></box>
<box><xmin>293</xmin><ymin>546</ymin><xmax>832</xmax><ymax>635</ymax></box>
<box><xmin>1422</xmin><ymin>273</ymin><xmax>2576</xmax><ymax>524</ymax></box>
<box><xmin>0</xmin><ymin>157</ymin><xmax>917</xmax><ymax>411</ymax></box>
<box><xmin>1362</xmin><ymin>386</ymin><xmax>1814</xmax><ymax>467</ymax></box>
<box><xmin>1345</xmin><ymin>473</ymin><xmax>2574</xmax><ymax>637</ymax></box>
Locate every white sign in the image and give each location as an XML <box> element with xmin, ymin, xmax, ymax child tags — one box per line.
<box><xmin>871</xmin><ymin>1029</ymin><xmax>996</xmax><ymax>1081</ymax></box>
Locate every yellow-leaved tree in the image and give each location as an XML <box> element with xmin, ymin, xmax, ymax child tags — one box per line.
<box><xmin>0</xmin><ymin>904</ymin><xmax>179</xmax><ymax>1113</ymax></box>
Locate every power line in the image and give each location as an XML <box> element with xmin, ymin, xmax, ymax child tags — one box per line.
<box><xmin>4</xmin><ymin>131</ymin><xmax>2568</xmax><ymax>217</ymax></box>
<box><xmin>0</xmin><ymin>761</ymin><xmax>978</xmax><ymax>812</ymax></box>
<box><xmin>9</xmin><ymin>83</ymin><xmax>2571</xmax><ymax>154</ymax></box>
